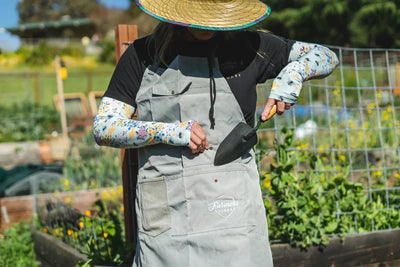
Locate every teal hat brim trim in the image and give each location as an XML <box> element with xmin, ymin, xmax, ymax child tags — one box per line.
<box><xmin>136</xmin><ymin>0</ymin><xmax>271</xmax><ymax>31</ymax></box>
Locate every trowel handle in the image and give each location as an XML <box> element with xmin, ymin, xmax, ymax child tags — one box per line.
<box><xmin>255</xmin><ymin>105</ymin><xmax>277</xmax><ymax>130</ymax></box>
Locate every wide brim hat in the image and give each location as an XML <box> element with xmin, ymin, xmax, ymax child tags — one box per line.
<box><xmin>136</xmin><ymin>0</ymin><xmax>271</xmax><ymax>31</ymax></box>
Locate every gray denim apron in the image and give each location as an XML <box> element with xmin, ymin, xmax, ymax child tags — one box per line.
<box><xmin>134</xmin><ymin>55</ymin><xmax>273</xmax><ymax>267</ymax></box>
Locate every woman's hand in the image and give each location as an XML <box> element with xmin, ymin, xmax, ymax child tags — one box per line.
<box><xmin>261</xmin><ymin>98</ymin><xmax>292</xmax><ymax>121</ymax></box>
<box><xmin>189</xmin><ymin>122</ymin><xmax>209</xmax><ymax>154</ymax></box>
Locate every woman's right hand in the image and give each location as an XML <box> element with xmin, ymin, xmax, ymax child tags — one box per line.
<box><xmin>189</xmin><ymin>122</ymin><xmax>209</xmax><ymax>154</ymax></box>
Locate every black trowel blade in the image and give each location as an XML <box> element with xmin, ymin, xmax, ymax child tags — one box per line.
<box><xmin>214</xmin><ymin>122</ymin><xmax>258</xmax><ymax>166</ymax></box>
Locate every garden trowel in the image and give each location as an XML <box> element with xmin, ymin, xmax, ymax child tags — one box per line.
<box><xmin>214</xmin><ymin>105</ymin><xmax>277</xmax><ymax>166</ymax></box>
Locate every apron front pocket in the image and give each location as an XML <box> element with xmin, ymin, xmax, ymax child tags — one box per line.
<box><xmin>138</xmin><ymin>177</ymin><xmax>171</xmax><ymax>237</ymax></box>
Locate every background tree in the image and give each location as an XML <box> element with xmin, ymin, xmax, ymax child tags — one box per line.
<box><xmin>259</xmin><ymin>0</ymin><xmax>400</xmax><ymax>48</ymax></box>
<box><xmin>17</xmin><ymin>0</ymin><xmax>102</xmax><ymax>23</ymax></box>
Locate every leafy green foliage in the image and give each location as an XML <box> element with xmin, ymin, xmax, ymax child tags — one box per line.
<box><xmin>98</xmin><ymin>38</ymin><xmax>116</xmax><ymax>64</ymax></box>
<box><xmin>20</xmin><ymin>41</ymin><xmax>84</xmax><ymax>66</ymax></box>
<box><xmin>0</xmin><ymin>101</ymin><xmax>60</xmax><ymax>142</ymax></box>
<box><xmin>76</xmin><ymin>199</ymin><xmax>130</xmax><ymax>266</ymax></box>
<box><xmin>261</xmin><ymin>127</ymin><xmax>400</xmax><ymax>248</ymax></box>
<box><xmin>38</xmin><ymin>197</ymin><xmax>131</xmax><ymax>266</ymax></box>
<box><xmin>17</xmin><ymin>0</ymin><xmax>102</xmax><ymax>24</ymax></box>
<box><xmin>259</xmin><ymin>0</ymin><xmax>400</xmax><ymax>48</ymax></box>
<box><xmin>0</xmin><ymin>221</ymin><xmax>40</xmax><ymax>267</ymax></box>
<box><xmin>63</xmin><ymin>134</ymin><xmax>122</xmax><ymax>190</ymax></box>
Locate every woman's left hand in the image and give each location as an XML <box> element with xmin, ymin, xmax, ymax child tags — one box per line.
<box><xmin>261</xmin><ymin>98</ymin><xmax>292</xmax><ymax>121</ymax></box>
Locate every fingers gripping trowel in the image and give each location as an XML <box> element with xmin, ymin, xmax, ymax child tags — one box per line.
<box><xmin>214</xmin><ymin>105</ymin><xmax>277</xmax><ymax>166</ymax></box>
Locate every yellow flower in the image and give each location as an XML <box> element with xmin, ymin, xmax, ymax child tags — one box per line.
<box><xmin>74</xmin><ymin>232</ymin><xmax>78</xmax><ymax>239</ymax></box>
<box><xmin>110</xmin><ymin>189</ymin><xmax>117</xmax><ymax>199</ymax></box>
<box><xmin>85</xmin><ymin>210</ymin><xmax>92</xmax><ymax>217</ymax></box>
<box><xmin>333</xmin><ymin>88</ymin><xmax>340</xmax><ymax>96</ymax></box>
<box><xmin>102</xmin><ymin>190</ymin><xmax>111</xmax><ymax>200</ymax></box>
<box><xmin>339</xmin><ymin>155</ymin><xmax>346</xmax><ymax>162</ymax></box>
<box><xmin>43</xmin><ymin>227</ymin><xmax>48</xmax><ymax>233</ymax></box>
<box><xmin>373</xmin><ymin>170</ymin><xmax>382</xmax><ymax>177</ymax></box>
<box><xmin>120</xmin><ymin>206</ymin><xmax>125</xmax><ymax>213</ymax></box>
<box><xmin>103</xmin><ymin>232</ymin><xmax>108</xmax><ymax>239</ymax></box>
<box><xmin>395</xmin><ymin>173</ymin><xmax>400</xmax><ymax>179</ymax></box>
<box><xmin>67</xmin><ymin>230</ymin><xmax>72</xmax><ymax>236</ymax></box>
<box><xmin>64</xmin><ymin>197</ymin><xmax>72</xmax><ymax>205</ymax></box>
<box><xmin>79</xmin><ymin>221</ymin><xmax>85</xmax><ymax>229</ymax></box>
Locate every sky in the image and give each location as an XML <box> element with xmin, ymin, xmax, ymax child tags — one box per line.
<box><xmin>0</xmin><ymin>0</ymin><xmax>130</xmax><ymax>51</ymax></box>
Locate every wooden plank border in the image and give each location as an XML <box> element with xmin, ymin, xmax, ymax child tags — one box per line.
<box><xmin>114</xmin><ymin>24</ymin><xmax>138</xmax><ymax>264</ymax></box>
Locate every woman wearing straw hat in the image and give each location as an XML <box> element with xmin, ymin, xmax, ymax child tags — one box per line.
<box><xmin>94</xmin><ymin>0</ymin><xmax>339</xmax><ymax>266</ymax></box>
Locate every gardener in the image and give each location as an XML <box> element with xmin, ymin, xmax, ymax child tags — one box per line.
<box><xmin>94</xmin><ymin>0</ymin><xmax>339</xmax><ymax>266</ymax></box>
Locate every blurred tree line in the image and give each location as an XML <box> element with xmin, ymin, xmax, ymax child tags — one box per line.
<box><xmin>259</xmin><ymin>0</ymin><xmax>400</xmax><ymax>48</ymax></box>
<box><xmin>16</xmin><ymin>0</ymin><xmax>400</xmax><ymax>48</ymax></box>
<box><xmin>17</xmin><ymin>0</ymin><xmax>102</xmax><ymax>23</ymax></box>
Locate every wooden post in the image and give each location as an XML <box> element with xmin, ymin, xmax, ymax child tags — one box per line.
<box><xmin>55</xmin><ymin>56</ymin><xmax>70</xmax><ymax>156</ymax></box>
<box><xmin>33</xmin><ymin>73</ymin><xmax>40</xmax><ymax>104</ymax></box>
<box><xmin>114</xmin><ymin>24</ymin><xmax>138</xmax><ymax>263</ymax></box>
<box><xmin>87</xmin><ymin>71</ymin><xmax>93</xmax><ymax>94</ymax></box>
<box><xmin>395</xmin><ymin>62</ymin><xmax>400</xmax><ymax>96</ymax></box>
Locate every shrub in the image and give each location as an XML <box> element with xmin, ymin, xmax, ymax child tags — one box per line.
<box><xmin>0</xmin><ymin>221</ymin><xmax>40</xmax><ymax>267</ymax></box>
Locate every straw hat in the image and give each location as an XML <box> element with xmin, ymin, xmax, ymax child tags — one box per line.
<box><xmin>136</xmin><ymin>0</ymin><xmax>271</xmax><ymax>31</ymax></box>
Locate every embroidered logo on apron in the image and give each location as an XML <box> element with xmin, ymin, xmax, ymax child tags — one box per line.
<box><xmin>208</xmin><ymin>195</ymin><xmax>239</xmax><ymax>219</ymax></box>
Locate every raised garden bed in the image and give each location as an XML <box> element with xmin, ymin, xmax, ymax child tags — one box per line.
<box><xmin>271</xmin><ymin>228</ymin><xmax>400</xmax><ymax>267</ymax></box>
<box><xmin>33</xmin><ymin>227</ymin><xmax>400</xmax><ymax>267</ymax></box>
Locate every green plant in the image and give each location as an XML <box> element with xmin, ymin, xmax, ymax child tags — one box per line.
<box><xmin>63</xmin><ymin>134</ymin><xmax>122</xmax><ymax>190</ymax></box>
<box><xmin>0</xmin><ymin>101</ymin><xmax>60</xmax><ymax>142</ymax></box>
<box><xmin>98</xmin><ymin>38</ymin><xmax>116</xmax><ymax>64</ymax></box>
<box><xmin>0</xmin><ymin>221</ymin><xmax>41</xmax><ymax>267</ymax></box>
<box><xmin>76</xmin><ymin>199</ymin><xmax>129</xmax><ymax>266</ymax></box>
<box><xmin>37</xmin><ymin>195</ymin><xmax>131</xmax><ymax>266</ymax></box>
<box><xmin>261</xmin><ymin>127</ymin><xmax>400</xmax><ymax>248</ymax></box>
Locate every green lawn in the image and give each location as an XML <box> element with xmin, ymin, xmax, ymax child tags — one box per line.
<box><xmin>0</xmin><ymin>64</ymin><xmax>115</xmax><ymax>107</ymax></box>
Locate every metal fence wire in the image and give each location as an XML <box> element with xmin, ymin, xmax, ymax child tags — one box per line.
<box><xmin>256</xmin><ymin>46</ymin><xmax>400</xmax><ymax>232</ymax></box>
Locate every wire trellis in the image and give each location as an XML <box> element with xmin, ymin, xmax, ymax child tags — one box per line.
<box><xmin>256</xmin><ymin>46</ymin><xmax>400</xmax><ymax>233</ymax></box>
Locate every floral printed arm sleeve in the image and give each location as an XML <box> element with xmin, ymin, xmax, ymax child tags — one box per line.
<box><xmin>93</xmin><ymin>97</ymin><xmax>194</xmax><ymax>148</ymax></box>
<box><xmin>269</xmin><ymin>41</ymin><xmax>339</xmax><ymax>104</ymax></box>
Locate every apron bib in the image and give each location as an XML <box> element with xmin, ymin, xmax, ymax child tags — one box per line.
<box><xmin>134</xmin><ymin>55</ymin><xmax>273</xmax><ymax>267</ymax></box>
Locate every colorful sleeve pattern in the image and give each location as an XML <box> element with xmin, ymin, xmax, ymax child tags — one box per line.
<box><xmin>93</xmin><ymin>97</ymin><xmax>194</xmax><ymax>148</ymax></box>
<box><xmin>269</xmin><ymin>41</ymin><xmax>339</xmax><ymax>104</ymax></box>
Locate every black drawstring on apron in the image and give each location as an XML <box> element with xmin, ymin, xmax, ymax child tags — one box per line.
<box><xmin>208</xmin><ymin>54</ymin><xmax>217</xmax><ymax>129</ymax></box>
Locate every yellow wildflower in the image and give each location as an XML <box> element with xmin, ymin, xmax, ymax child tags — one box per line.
<box><xmin>102</xmin><ymin>190</ymin><xmax>111</xmax><ymax>200</ymax></box>
<box><xmin>79</xmin><ymin>221</ymin><xmax>85</xmax><ymax>229</ymax></box>
<box><xmin>85</xmin><ymin>210</ymin><xmax>92</xmax><ymax>217</ymax></box>
<box><xmin>110</xmin><ymin>189</ymin><xmax>117</xmax><ymax>199</ymax></box>
<box><xmin>103</xmin><ymin>233</ymin><xmax>108</xmax><ymax>239</ymax></box>
<box><xmin>43</xmin><ymin>227</ymin><xmax>48</xmax><ymax>233</ymax></box>
<box><xmin>64</xmin><ymin>197</ymin><xmax>72</xmax><ymax>205</ymax></box>
<box><xmin>67</xmin><ymin>230</ymin><xmax>72</xmax><ymax>236</ymax></box>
